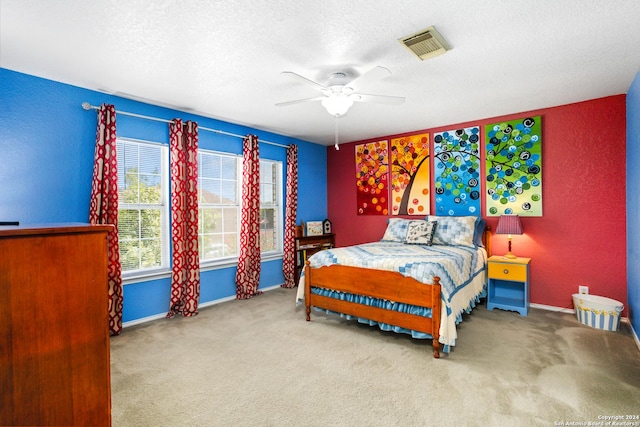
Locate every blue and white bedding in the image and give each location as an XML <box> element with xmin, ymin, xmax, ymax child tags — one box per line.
<box><xmin>296</xmin><ymin>241</ymin><xmax>488</xmax><ymax>351</ymax></box>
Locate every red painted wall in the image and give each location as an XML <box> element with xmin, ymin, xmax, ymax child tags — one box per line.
<box><xmin>327</xmin><ymin>95</ymin><xmax>627</xmax><ymax>313</ymax></box>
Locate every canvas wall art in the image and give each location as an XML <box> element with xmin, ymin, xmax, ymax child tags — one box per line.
<box><xmin>390</xmin><ymin>133</ymin><xmax>430</xmax><ymax>215</ymax></box>
<box><xmin>355</xmin><ymin>140</ymin><xmax>389</xmax><ymax>215</ymax></box>
<box><xmin>433</xmin><ymin>127</ymin><xmax>481</xmax><ymax>216</ymax></box>
<box><xmin>485</xmin><ymin>116</ymin><xmax>542</xmax><ymax>216</ymax></box>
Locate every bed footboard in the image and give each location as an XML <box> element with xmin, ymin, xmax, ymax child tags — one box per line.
<box><xmin>304</xmin><ymin>262</ymin><xmax>442</xmax><ymax>358</ymax></box>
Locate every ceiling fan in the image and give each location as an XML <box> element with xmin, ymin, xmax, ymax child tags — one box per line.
<box><xmin>277</xmin><ymin>65</ymin><xmax>405</xmax><ymax>116</ymax></box>
<box><xmin>276</xmin><ymin>66</ymin><xmax>405</xmax><ymax>148</ymax></box>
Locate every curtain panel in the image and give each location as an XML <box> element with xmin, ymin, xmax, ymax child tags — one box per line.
<box><xmin>281</xmin><ymin>144</ymin><xmax>298</xmax><ymax>288</ymax></box>
<box><xmin>167</xmin><ymin>119</ymin><xmax>201</xmax><ymax>318</ymax></box>
<box><xmin>235</xmin><ymin>134</ymin><xmax>262</xmax><ymax>299</ymax></box>
<box><xmin>88</xmin><ymin>104</ymin><xmax>124</xmax><ymax>335</ymax></box>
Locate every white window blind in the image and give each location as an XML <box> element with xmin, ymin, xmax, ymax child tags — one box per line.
<box><xmin>117</xmin><ymin>139</ymin><xmax>169</xmax><ymax>273</ymax></box>
<box><xmin>259</xmin><ymin>159</ymin><xmax>282</xmax><ymax>254</ymax></box>
<box><xmin>198</xmin><ymin>151</ymin><xmax>240</xmax><ymax>261</ymax></box>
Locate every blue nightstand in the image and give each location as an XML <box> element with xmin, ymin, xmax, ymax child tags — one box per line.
<box><xmin>487</xmin><ymin>255</ymin><xmax>531</xmax><ymax>316</ymax></box>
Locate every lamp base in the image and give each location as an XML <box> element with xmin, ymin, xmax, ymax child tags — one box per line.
<box><xmin>503</xmin><ymin>237</ymin><xmax>517</xmax><ymax>259</ymax></box>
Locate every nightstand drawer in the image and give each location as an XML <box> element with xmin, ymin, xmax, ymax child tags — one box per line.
<box><xmin>488</xmin><ymin>262</ymin><xmax>527</xmax><ymax>282</ymax></box>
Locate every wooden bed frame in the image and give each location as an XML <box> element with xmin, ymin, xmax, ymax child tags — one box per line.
<box><xmin>304</xmin><ymin>227</ymin><xmax>491</xmax><ymax>359</ymax></box>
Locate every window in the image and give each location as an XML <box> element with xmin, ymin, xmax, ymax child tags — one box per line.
<box><xmin>198</xmin><ymin>151</ymin><xmax>239</xmax><ymax>262</ymax></box>
<box><xmin>116</xmin><ymin>140</ymin><xmax>284</xmax><ymax>274</ymax></box>
<box><xmin>117</xmin><ymin>139</ymin><xmax>169</xmax><ymax>274</ymax></box>
<box><xmin>259</xmin><ymin>159</ymin><xmax>282</xmax><ymax>254</ymax></box>
<box><xmin>198</xmin><ymin>153</ymin><xmax>283</xmax><ymax>262</ymax></box>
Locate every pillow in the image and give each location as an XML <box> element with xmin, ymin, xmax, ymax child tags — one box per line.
<box><xmin>380</xmin><ymin>218</ymin><xmax>411</xmax><ymax>242</ymax></box>
<box><xmin>426</xmin><ymin>215</ymin><xmax>477</xmax><ymax>247</ymax></box>
<box><xmin>474</xmin><ymin>217</ymin><xmax>486</xmax><ymax>247</ymax></box>
<box><xmin>404</xmin><ymin>220</ymin><xmax>437</xmax><ymax>245</ymax></box>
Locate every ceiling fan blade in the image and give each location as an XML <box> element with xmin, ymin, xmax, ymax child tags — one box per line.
<box><xmin>280</xmin><ymin>71</ymin><xmax>327</xmax><ymax>91</ymax></box>
<box><xmin>275</xmin><ymin>96</ymin><xmax>325</xmax><ymax>107</ymax></box>
<box><xmin>348</xmin><ymin>66</ymin><xmax>392</xmax><ymax>91</ymax></box>
<box><xmin>352</xmin><ymin>93</ymin><xmax>405</xmax><ymax>105</ymax></box>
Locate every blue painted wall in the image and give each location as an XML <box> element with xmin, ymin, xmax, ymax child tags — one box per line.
<box><xmin>627</xmin><ymin>71</ymin><xmax>640</xmax><ymax>339</ymax></box>
<box><xmin>0</xmin><ymin>68</ymin><xmax>327</xmax><ymax>323</ymax></box>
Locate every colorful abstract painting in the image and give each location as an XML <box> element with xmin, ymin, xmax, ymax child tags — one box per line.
<box><xmin>433</xmin><ymin>127</ymin><xmax>481</xmax><ymax>216</ymax></box>
<box><xmin>485</xmin><ymin>116</ymin><xmax>542</xmax><ymax>216</ymax></box>
<box><xmin>390</xmin><ymin>133</ymin><xmax>430</xmax><ymax>215</ymax></box>
<box><xmin>355</xmin><ymin>140</ymin><xmax>389</xmax><ymax>215</ymax></box>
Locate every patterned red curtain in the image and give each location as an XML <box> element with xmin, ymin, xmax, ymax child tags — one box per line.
<box><xmin>281</xmin><ymin>144</ymin><xmax>298</xmax><ymax>288</ymax></box>
<box><xmin>167</xmin><ymin>119</ymin><xmax>201</xmax><ymax>318</ymax></box>
<box><xmin>88</xmin><ymin>104</ymin><xmax>123</xmax><ymax>335</ymax></box>
<box><xmin>235</xmin><ymin>134</ymin><xmax>262</xmax><ymax>299</ymax></box>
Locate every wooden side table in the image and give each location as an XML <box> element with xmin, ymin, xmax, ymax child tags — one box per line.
<box><xmin>487</xmin><ymin>255</ymin><xmax>531</xmax><ymax>316</ymax></box>
<box><xmin>294</xmin><ymin>233</ymin><xmax>335</xmax><ymax>285</ymax></box>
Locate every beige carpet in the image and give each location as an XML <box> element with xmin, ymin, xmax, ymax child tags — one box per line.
<box><xmin>110</xmin><ymin>287</ymin><xmax>640</xmax><ymax>427</ymax></box>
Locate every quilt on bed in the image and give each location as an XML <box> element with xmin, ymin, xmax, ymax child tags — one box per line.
<box><xmin>296</xmin><ymin>241</ymin><xmax>488</xmax><ymax>350</ymax></box>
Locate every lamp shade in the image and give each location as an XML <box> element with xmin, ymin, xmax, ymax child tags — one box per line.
<box><xmin>495</xmin><ymin>214</ymin><xmax>523</xmax><ymax>235</ymax></box>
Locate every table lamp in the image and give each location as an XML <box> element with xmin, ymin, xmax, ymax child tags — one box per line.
<box><xmin>495</xmin><ymin>214</ymin><xmax>523</xmax><ymax>259</ymax></box>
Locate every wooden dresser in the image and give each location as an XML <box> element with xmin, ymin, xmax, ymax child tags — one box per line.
<box><xmin>0</xmin><ymin>224</ymin><xmax>112</xmax><ymax>426</ymax></box>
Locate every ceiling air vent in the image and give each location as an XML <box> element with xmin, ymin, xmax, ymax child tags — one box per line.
<box><xmin>399</xmin><ymin>26</ymin><xmax>450</xmax><ymax>60</ymax></box>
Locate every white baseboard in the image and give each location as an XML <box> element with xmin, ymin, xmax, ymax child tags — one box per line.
<box><xmin>530</xmin><ymin>303</ymin><xmax>639</xmax><ymax>352</ymax></box>
<box><xmin>122</xmin><ymin>283</ymin><xmax>284</xmax><ymax>329</ymax></box>
<box><xmin>629</xmin><ymin>320</ymin><xmax>640</xmax><ymax>352</ymax></box>
<box><xmin>530</xmin><ymin>302</ymin><xmax>631</xmax><ymax>323</ymax></box>
<box><xmin>122</xmin><ymin>312</ymin><xmax>168</xmax><ymax>329</ymax></box>
<box><xmin>530</xmin><ymin>302</ymin><xmax>575</xmax><ymax>314</ymax></box>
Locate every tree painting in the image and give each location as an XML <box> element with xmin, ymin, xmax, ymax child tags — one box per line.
<box><xmin>390</xmin><ymin>133</ymin><xmax>430</xmax><ymax>215</ymax></box>
<box><xmin>355</xmin><ymin>140</ymin><xmax>389</xmax><ymax>215</ymax></box>
<box><xmin>485</xmin><ymin>116</ymin><xmax>542</xmax><ymax>216</ymax></box>
<box><xmin>433</xmin><ymin>127</ymin><xmax>481</xmax><ymax>216</ymax></box>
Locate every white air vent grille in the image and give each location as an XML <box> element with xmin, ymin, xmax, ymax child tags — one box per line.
<box><xmin>399</xmin><ymin>26</ymin><xmax>449</xmax><ymax>60</ymax></box>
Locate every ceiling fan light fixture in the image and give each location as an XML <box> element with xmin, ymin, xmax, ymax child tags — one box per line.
<box><xmin>321</xmin><ymin>94</ymin><xmax>354</xmax><ymax>116</ymax></box>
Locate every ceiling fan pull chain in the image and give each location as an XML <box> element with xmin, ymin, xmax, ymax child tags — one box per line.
<box><xmin>334</xmin><ymin>115</ymin><xmax>340</xmax><ymax>150</ymax></box>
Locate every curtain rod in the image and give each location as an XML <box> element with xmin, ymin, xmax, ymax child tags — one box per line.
<box><xmin>81</xmin><ymin>102</ymin><xmax>290</xmax><ymax>148</ymax></box>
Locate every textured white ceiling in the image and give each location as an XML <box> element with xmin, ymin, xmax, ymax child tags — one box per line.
<box><xmin>2</xmin><ymin>0</ymin><xmax>640</xmax><ymax>145</ymax></box>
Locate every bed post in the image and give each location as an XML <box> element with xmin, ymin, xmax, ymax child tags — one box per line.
<box><xmin>304</xmin><ymin>261</ymin><xmax>311</xmax><ymax>321</ymax></box>
<box><xmin>431</xmin><ymin>276</ymin><xmax>441</xmax><ymax>359</ymax></box>
<box><xmin>483</xmin><ymin>226</ymin><xmax>492</xmax><ymax>257</ymax></box>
